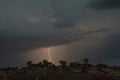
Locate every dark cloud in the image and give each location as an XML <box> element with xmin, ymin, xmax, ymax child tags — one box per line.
<box><xmin>53</xmin><ymin>18</ymin><xmax>78</xmax><ymax>28</ymax></box>
<box><xmin>93</xmin><ymin>34</ymin><xmax>120</xmax><ymax>65</ymax></box>
<box><xmin>102</xmin><ymin>34</ymin><xmax>120</xmax><ymax>58</ymax></box>
<box><xmin>85</xmin><ymin>34</ymin><xmax>120</xmax><ymax>62</ymax></box>
<box><xmin>88</xmin><ymin>0</ymin><xmax>120</xmax><ymax>10</ymax></box>
<box><xmin>80</xmin><ymin>34</ymin><xmax>120</xmax><ymax>65</ymax></box>
<box><xmin>0</xmin><ymin>28</ymin><xmax>110</xmax><ymax>55</ymax></box>
<box><xmin>0</xmin><ymin>0</ymin><xmax>98</xmax><ymax>55</ymax></box>
<box><xmin>0</xmin><ymin>0</ymin><xmax>119</xmax><ymax>66</ymax></box>
<box><xmin>51</xmin><ymin>0</ymin><xmax>84</xmax><ymax>28</ymax></box>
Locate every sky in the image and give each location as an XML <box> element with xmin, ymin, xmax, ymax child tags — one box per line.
<box><xmin>0</xmin><ymin>0</ymin><xmax>120</xmax><ymax>66</ymax></box>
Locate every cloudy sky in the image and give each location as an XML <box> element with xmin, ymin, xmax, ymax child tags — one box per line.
<box><xmin>0</xmin><ymin>0</ymin><xmax>120</xmax><ymax>66</ymax></box>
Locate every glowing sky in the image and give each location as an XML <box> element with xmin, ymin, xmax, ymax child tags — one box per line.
<box><xmin>0</xmin><ymin>0</ymin><xmax>120</xmax><ymax>66</ymax></box>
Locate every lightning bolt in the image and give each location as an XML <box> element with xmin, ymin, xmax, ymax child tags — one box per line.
<box><xmin>48</xmin><ymin>48</ymin><xmax>52</xmax><ymax>62</ymax></box>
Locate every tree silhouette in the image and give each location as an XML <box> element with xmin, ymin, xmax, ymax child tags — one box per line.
<box><xmin>26</xmin><ymin>61</ymin><xmax>33</xmax><ymax>68</ymax></box>
<box><xmin>59</xmin><ymin>60</ymin><xmax>67</xmax><ymax>67</ymax></box>
<box><xmin>96</xmin><ymin>64</ymin><xmax>108</xmax><ymax>68</ymax></box>
<box><xmin>1</xmin><ymin>59</ymin><xmax>120</xmax><ymax>80</ymax></box>
<box><xmin>38</xmin><ymin>62</ymin><xmax>43</xmax><ymax>68</ymax></box>
<box><xmin>83</xmin><ymin>58</ymin><xmax>89</xmax><ymax>64</ymax></box>
<box><xmin>42</xmin><ymin>59</ymin><xmax>52</xmax><ymax>67</ymax></box>
<box><xmin>69</xmin><ymin>61</ymin><xmax>81</xmax><ymax>69</ymax></box>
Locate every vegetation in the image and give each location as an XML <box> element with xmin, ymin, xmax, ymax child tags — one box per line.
<box><xmin>0</xmin><ymin>59</ymin><xmax>120</xmax><ymax>80</ymax></box>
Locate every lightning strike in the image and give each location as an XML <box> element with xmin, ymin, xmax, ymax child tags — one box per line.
<box><xmin>48</xmin><ymin>48</ymin><xmax>52</xmax><ymax>62</ymax></box>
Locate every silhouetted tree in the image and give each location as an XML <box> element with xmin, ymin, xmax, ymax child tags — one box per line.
<box><xmin>83</xmin><ymin>58</ymin><xmax>89</xmax><ymax>64</ymax></box>
<box><xmin>59</xmin><ymin>60</ymin><xmax>67</xmax><ymax>67</ymax></box>
<box><xmin>69</xmin><ymin>62</ymin><xmax>77</xmax><ymax>68</ymax></box>
<box><xmin>38</xmin><ymin>62</ymin><xmax>43</xmax><ymax>68</ymax></box>
<box><xmin>96</xmin><ymin>64</ymin><xmax>108</xmax><ymax>73</ymax></box>
<box><xmin>96</xmin><ymin>64</ymin><xmax>108</xmax><ymax>68</ymax></box>
<box><xmin>69</xmin><ymin>61</ymin><xmax>81</xmax><ymax>69</ymax></box>
<box><xmin>42</xmin><ymin>59</ymin><xmax>52</xmax><ymax>67</ymax></box>
<box><xmin>26</xmin><ymin>61</ymin><xmax>33</xmax><ymax>68</ymax></box>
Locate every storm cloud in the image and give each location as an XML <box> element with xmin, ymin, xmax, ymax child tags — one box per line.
<box><xmin>0</xmin><ymin>27</ymin><xmax>109</xmax><ymax>55</ymax></box>
<box><xmin>88</xmin><ymin>0</ymin><xmax>120</xmax><ymax>9</ymax></box>
<box><xmin>0</xmin><ymin>0</ymin><xmax>120</xmax><ymax>66</ymax></box>
<box><xmin>0</xmin><ymin>0</ymin><xmax>102</xmax><ymax>54</ymax></box>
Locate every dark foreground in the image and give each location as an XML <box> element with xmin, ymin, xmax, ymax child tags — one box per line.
<box><xmin>0</xmin><ymin>59</ymin><xmax>120</xmax><ymax>80</ymax></box>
